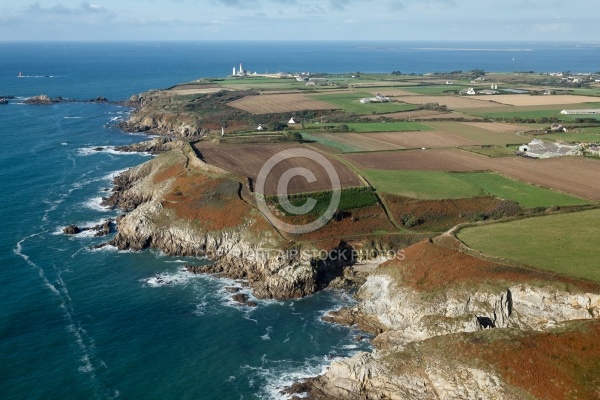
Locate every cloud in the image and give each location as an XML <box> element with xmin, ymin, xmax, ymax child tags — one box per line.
<box><xmin>0</xmin><ymin>2</ymin><xmax>119</xmax><ymax>34</ymax></box>
<box><xmin>211</xmin><ymin>0</ymin><xmax>260</xmax><ymax>8</ymax></box>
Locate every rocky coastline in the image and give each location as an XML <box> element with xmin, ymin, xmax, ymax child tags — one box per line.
<box><xmin>96</xmin><ymin>140</ymin><xmax>365</xmax><ymax>300</ymax></box>
<box><xmin>285</xmin><ymin>241</ymin><xmax>600</xmax><ymax>399</ymax></box>
<box><xmin>83</xmin><ymin>86</ymin><xmax>600</xmax><ymax>399</ymax></box>
<box><xmin>24</xmin><ymin>94</ymin><xmax>113</xmax><ymax>105</ymax></box>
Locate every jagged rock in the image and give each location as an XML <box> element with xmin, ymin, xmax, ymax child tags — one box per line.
<box><xmin>63</xmin><ymin>220</ymin><xmax>113</xmax><ymax>236</ymax></box>
<box><xmin>232</xmin><ymin>293</ymin><xmax>249</xmax><ymax>304</ymax></box>
<box><xmin>102</xmin><ymin>147</ymin><xmax>353</xmax><ymax>300</ymax></box>
<box><xmin>114</xmin><ymin>137</ymin><xmax>183</xmax><ymax>154</ymax></box>
<box><xmin>25</xmin><ymin>94</ymin><xmax>56</xmax><ymax>105</ymax></box>
<box><xmin>63</xmin><ymin>225</ymin><xmax>82</xmax><ymax>235</ymax></box>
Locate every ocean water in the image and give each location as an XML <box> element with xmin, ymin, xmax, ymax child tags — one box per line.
<box><xmin>1</xmin><ymin>41</ymin><xmax>600</xmax><ymax>400</ymax></box>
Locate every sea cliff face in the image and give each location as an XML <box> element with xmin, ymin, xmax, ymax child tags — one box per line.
<box><xmin>290</xmin><ymin>241</ymin><xmax>600</xmax><ymax>399</ymax></box>
<box><xmin>103</xmin><ymin>143</ymin><xmax>357</xmax><ymax>300</ymax></box>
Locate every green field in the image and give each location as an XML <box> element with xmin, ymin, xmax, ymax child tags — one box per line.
<box><xmin>471</xmin><ymin>109</ymin><xmax>600</xmax><ymax>122</ymax></box>
<box><xmin>310</xmin><ymin>93</ymin><xmax>420</xmax><ymax>114</ymax></box>
<box><xmin>345</xmin><ymin>121</ymin><xmax>432</xmax><ymax>132</ymax></box>
<box><xmin>300</xmin><ymin>132</ymin><xmax>360</xmax><ymax>152</ymax></box>
<box><xmin>454</xmin><ymin>172</ymin><xmax>589</xmax><ymax>208</ymax></box>
<box><xmin>457</xmin><ymin>209</ymin><xmax>600</xmax><ymax>282</ymax></box>
<box><xmin>534</xmin><ymin>132</ymin><xmax>600</xmax><ymax>143</ymax></box>
<box><xmin>400</xmin><ymin>85</ymin><xmax>471</xmax><ymax>95</ymax></box>
<box><xmin>362</xmin><ymin>170</ymin><xmax>484</xmax><ymax>199</ymax></box>
<box><xmin>275</xmin><ymin>187</ymin><xmax>379</xmax><ymax>216</ymax></box>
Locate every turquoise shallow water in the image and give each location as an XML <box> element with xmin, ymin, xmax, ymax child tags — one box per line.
<box><xmin>2</xmin><ymin>41</ymin><xmax>600</xmax><ymax>399</ymax></box>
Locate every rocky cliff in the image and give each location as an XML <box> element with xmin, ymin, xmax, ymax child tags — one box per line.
<box><xmin>102</xmin><ymin>142</ymin><xmax>358</xmax><ymax>299</ymax></box>
<box><xmin>289</xmin><ymin>241</ymin><xmax>600</xmax><ymax>399</ymax></box>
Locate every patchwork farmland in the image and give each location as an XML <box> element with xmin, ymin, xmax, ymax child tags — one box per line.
<box><xmin>344</xmin><ymin>149</ymin><xmax>600</xmax><ymax>200</ymax></box>
<box><xmin>193</xmin><ymin>142</ymin><xmax>364</xmax><ymax>195</ymax></box>
<box><xmin>227</xmin><ymin>93</ymin><xmax>338</xmax><ymax>114</ymax></box>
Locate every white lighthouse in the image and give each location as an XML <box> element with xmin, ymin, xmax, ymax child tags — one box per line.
<box><xmin>233</xmin><ymin>66</ymin><xmax>236</xmax><ymax>76</ymax></box>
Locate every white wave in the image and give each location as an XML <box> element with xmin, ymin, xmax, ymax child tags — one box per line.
<box><xmin>61</xmin><ymin>142</ymin><xmax>68</xmax><ymax>146</ymax></box>
<box><xmin>15</xmin><ymin>235</ymin><xmax>111</xmax><ymax>395</ymax></box>
<box><xmin>261</xmin><ymin>326</ymin><xmax>273</xmax><ymax>341</ymax></box>
<box><xmin>103</xmin><ymin>168</ymin><xmax>130</xmax><ymax>181</ymax></box>
<box><xmin>88</xmin><ymin>244</ymin><xmax>122</xmax><ymax>253</ymax></box>
<box><xmin>63</xmin><ymin>116</ymin><xmax>83</xmax><ymax>119</ymax></box>
<box><xmin>83</xmin><ymin>196</ymin><xmax>111</xmax><ymax>212</ymax></box>
<box><xmin>78</xmin><ymin>145</ymin><xmax>152</xmax><ymax>157</ymax></box>
<box><xmin>243</xmin><ymin>355</ymin><xmax>336</xmax><ymax>400</ymax></box>
<box><xmin>14</xmin><ymin>233</ymin><xmax>60</xmax><ymax>295</ymax></box>
<box><xmin>141</xmin><ymin>269</ymin><xmax>202</xmax><ymax>288</ymax></box>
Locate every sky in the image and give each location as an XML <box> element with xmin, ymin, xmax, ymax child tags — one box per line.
<box><xmin>1</xmin><ymin>0</ymin><xmax>599</xmax><ymax>41</ymax></box>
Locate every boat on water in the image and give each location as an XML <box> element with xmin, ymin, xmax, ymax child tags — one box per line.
<box><xmin>18</xmin><ymin>72</ymin><xmax>23</xmax><ymax>78</ymax></box>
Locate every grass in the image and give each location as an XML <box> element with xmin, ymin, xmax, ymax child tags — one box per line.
<box><xmin>471</xmin><ymin>108</ymin><xmax>600</xmax><ymax>122</ymax></box>
<box><xmin>457</xmin><ymin>209</ymin><xmax>600</xmax><ymax>282</ymax></box>
<box><xmin>461</xmin><ymin>146</ymin><xmax>518</xmax><ymax>157</ymax></box>
<box><xmin>345</xmin><ymin>121</ymin><xmax>432</xmax><ymax>132</ymax></box>
<box><xmin>454</xmin><ymin>172</ymin><xmax>589</xmax><ymax>208</ymax></box>
<box><xmin>273</xmin><ymin>187</ymin><xmax>379</xmax><ymax>217</ymax></box>
<box><xmin>310</xmin><ymin>92</ymin><xmax>420</xmax><ymax>114</ymax></box>
<box><xmin>534</xmin><ymin>132</ymin><xmax>600</xmax><ymax>143</ymax></box>
<box><xmin>300</xmin><ymin>132</ymin><xmax>360</xmax><ymax>152</ymax></box>
<box><xmin>361</xmin><ymin>170</ymin><xmax>484</xmax><ymax>199</ymax></box>
<box><xmin>400</xmin><ymin>85</ymin><xmax>471</xmax><ymax>95</ymax></box>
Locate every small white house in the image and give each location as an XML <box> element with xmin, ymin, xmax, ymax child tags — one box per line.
<box><xmin>288</xmin><ymin>117</ymin><xmax>297</xmax><ymax>124</ymax></box>
<box><xmin>256</xmin><ymin>124</ymin><xmax>264</xmax><ymax>131</ymax></box>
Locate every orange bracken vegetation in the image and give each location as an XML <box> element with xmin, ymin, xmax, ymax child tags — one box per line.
<box><xmin>379</xmin><ymin>240</ymin><xmax>600</xmax><ymax>293</ymax></box>
<box><xmin>283</xmin><ymin>204</ymin><xmax>397</xmax><ymax>242</ymax></box>
<box><xmin>452</xmin><ymin>320</ymin><xmax>600</xmax><ymax>399</ymax></box>
<box><xmin>155</xmin><ymin>161</ymin><xmax>261</xmax><ymax>232</ymax></box>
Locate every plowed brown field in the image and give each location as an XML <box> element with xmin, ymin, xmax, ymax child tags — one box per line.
<box><xmin>194</xmin><ymin>142</ymin><xmax>364</xmax><ymax>195</ymax></box>
<box><xmin>227</xmin><ymin>93</ymin><xmax>339</xmax><ymax>114</ymax></box>
<box><xmin>362</xmin><ymin>131</ymin><xmax>478</xmax><ymax>148</ymax></box>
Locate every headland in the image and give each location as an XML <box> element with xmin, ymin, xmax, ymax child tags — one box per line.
<box><xmin>81</xmin><ymin>69</ymin><xmax>600</xmax><ymax>398</ymax></box>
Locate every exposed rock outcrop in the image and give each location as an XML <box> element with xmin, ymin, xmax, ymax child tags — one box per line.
<box><xmin>63</xmin><ymin>220</ymin><xmax>114</xmax><ymax>237</ymax></box>
<box><xmin>114</xmin><ymin>137</ymin><xmax>184</xmax><ymax>154</ymax></box>
<box><xmin>119</xmin><ymin>113</ymin><xmax>205</xmax><ymax>137</ymax></box>
<box><xmin>102</xmin><ymin>144</ymin><xmax>356</xmax><ymax>300</ymax></box>
<box><xmin>290</xmin><ymin>241</ymin><xmax>600</xmax><ymax>399</ymax></box>
<box><xmin>25</xmin><ymin>94</ymin><xmax>58</xmax><ymax>105</ymax></box>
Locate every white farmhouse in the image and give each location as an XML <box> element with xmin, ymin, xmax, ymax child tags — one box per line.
<box><xmin>519</xmin><ymin>139</ymin><xmax>580</xmax><ymax>159</ymax></box>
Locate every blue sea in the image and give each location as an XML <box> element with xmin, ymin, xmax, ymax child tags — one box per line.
<box><xmin>1</xmin><ymin>41</ymin><xmax>600</xmax><ymax>400</ymax></box>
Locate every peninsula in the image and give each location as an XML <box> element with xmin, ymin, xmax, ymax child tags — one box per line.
<box><xmin>97</xmin><ymin>70</ymin><xmax>600</xmax><ymax>399</ymax></box>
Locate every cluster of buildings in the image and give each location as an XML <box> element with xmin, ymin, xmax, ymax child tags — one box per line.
<box><xmin>560</xmin><ymin>109</ymin><xmax>600</xmax><ymax>115</ymax></box>
<box><xmin>518</xmin><ymin>139</ymin><xmax>581</xmax><ymax>159</ymax></box>
<box><xmin>518</xmin><ymin>136</ymin><xmax>600</xmax><ymax>159</ymax></box>
<box><xmin>546</xmin><ymin>72</ymin><xmax>600</xmax><ymax>84</ymax></box>
<box><xmin>360</xmin><ymin>93</ymin><xmax>391</xmax><ymax>104</ymax></box>
<box><xmin>460</xmin><ymin>84</ymin><xmax>500</xmax><ymax>96</ymax></box>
